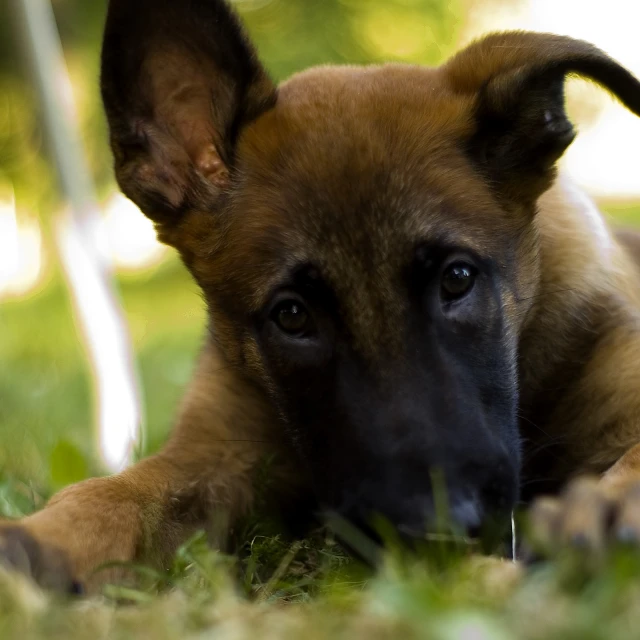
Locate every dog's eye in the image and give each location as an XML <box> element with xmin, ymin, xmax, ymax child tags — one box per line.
<box><xmin>441</xmin><ymin>263</ymin><xmax>476</xmax><ymax>301</ymax></box>
<box><xmin>272</xmin><ymin>300</ymin><xmax>311</xmax><ymax>336</ymax></box>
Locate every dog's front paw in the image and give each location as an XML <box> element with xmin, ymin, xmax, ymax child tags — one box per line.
<box><xmin>0</xmin><ymin>524</ymin><xmax>83</xmax><ymax>594</ymax></box>
<box><xmin>526</xmin><ymin>476</ymin><xmax>640</xmax><ymax>560</ymax></box>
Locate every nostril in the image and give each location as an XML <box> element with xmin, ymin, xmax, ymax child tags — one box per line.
<box><xmin>449</xmin><ymin>495</ymin><xmax>483</xmax><ymax>535</ymax></box>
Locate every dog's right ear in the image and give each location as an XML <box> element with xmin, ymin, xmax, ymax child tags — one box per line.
<box><xmin>443</xmin><ymin>32</ymin><xmax>640</xmax><ymax>206</ymax></box>
<box><xmin>100</xmin><ymin>0</ymin><xmax>276</xmax><ymax>229</ymax></box>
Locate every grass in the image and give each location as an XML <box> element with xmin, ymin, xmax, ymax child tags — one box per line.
<box><xmin>0</xmin><ymin>257</ymin><xmax>206</xmax><ymax>490</ymax></box>
<box><xmin>4</xmin><ymin>530</ymin><xmax>640</xmax><ymax>639</ymax></box>
<box><xmin>1</xmin><ymin>203</ymin><xmax>640</xmax><ymax>638</ymax></box>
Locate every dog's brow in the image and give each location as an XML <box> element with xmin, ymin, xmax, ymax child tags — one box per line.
<box><xmin>413</xmin><ymin>235</ymin><xmax>490</xmax><ymax>264</ymax></box>
<box><xmin>251</xmin><ymin>261</ymin><xmax>319</xmax><ymax>310</ymax></box>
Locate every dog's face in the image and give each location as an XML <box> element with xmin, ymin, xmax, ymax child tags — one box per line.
<box><xmin>211</xmin><ymin>68</ymin><xmax>530</xmax><ymax>534</ymax></box>
<box><xmin>100</xmin><ymin>0</ymin><xmax>640</xmax><ymax>537</ymax></box>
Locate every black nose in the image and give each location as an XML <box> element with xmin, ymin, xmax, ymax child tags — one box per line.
<box><xmin>333</xmin><ymin>448</ymin><xmax>518</xmax><ymax>543</ymax></box>
<box><xmin>389</xmin><ymin>491</ymin><xmax>483</xmax><ymax>541</ymax></box>
<box><xmin>343</xmin><ymin>490</ymin><xmax>488</xmax><ymax>538</ymax></box>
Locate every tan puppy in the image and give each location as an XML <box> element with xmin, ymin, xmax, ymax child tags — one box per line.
<box><xmin>2</xmin><ymin>0</ymin><xmax>640</xmax><ymax>593</ymax></box>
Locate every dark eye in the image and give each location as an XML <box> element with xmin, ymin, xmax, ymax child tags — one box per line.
<box><xmin>272</xmin><ymin>300</ymin><xmax>311</xmax><ymax>336</ymax></box>
<box><xmin>441</xmin><ymin>263</ymin><xmax>476</xmax><ymax>301</ymax></box>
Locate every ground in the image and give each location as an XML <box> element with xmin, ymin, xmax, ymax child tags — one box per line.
<box><xmin>1</xmin><ymin>205</ymin><xmax>640</xmax><ymax>639</ymax></box>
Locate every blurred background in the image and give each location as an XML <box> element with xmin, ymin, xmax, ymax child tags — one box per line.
<box><xmin>1</xmin><ymin>0</ymin><xmax>639</xmax><ymax>511</ymax></box>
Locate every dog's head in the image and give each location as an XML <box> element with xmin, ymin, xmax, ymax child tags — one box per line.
<box><xmin>101</xmin><ymin>0</ymin><xmax>640</xmax><ymax>539</ymax></box>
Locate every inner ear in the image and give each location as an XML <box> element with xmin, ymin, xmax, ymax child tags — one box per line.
<box><xmin>143</xmin><ymin>46</ymin><xmax>232</xmax><ymax>184</ymax></box>
<box><xmin>469</xmin><ymin>68</ymin><xmax>576</xmax><ymax>200</ymax></box>
<box><xmin>101</xmin><ymin>0</ymin><xmax>277</xmax><ymax>226</ymax></box>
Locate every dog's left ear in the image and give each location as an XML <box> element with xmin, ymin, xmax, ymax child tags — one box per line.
<box><xmin>444</xmin><ymin>32</ymin><xmax>640</xmax><ymax>204</ymax></box>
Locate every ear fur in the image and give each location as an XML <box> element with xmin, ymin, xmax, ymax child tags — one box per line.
<box><xmin>444</xmin><ymin>32</ymin><xmax>640</xmax><ymax>203</ymax></box>
<box><xmin>100</xmin><ymin>0</ymin><xmax>276</xmax><ymax>226</ymax></box>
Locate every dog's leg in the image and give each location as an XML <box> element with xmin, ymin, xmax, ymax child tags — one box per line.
<box><xmin>0</xmin><ymin>344</ymin><xmax>285</xmax><ymax>593</ymax></box>
<box><xmin>527</xmin><ymin>444</ymin><xmax>640</xmax><ymax>556</ymax></box>
<box><xmin>520</xmin><ymin>285</ymin><xmax>640</xmax><ymax>558</ymax></box>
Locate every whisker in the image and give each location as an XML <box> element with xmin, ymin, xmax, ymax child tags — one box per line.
<box><xmin>511</xmin><ymin>512</ymin><xmax>517</xmax><ymax>562</ymax></box>
<box><xmin>517</xmin><ymin>412</ymin><xmax>554</xmax><ymax>440</ymax></box>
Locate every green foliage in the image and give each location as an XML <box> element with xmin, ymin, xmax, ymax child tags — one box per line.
<box><xmin>0</xmin><ymin>0</ymin><xmax>465</xmax><ymax>214</ymax></box>
<box><xmin>0</xmin><ymin>256</ymin><xmax>204</xmax><ymax>487</ymax></box>
<box><xmin>603</xmin><ymin>203</ymin><xmax>640</xmax><ymax>228</ymax></box>
<box><xmin>49</xmin><ymin>440</ymin><xmax>88</xmax><ymax>489</ymax></box>
<box><xmin>0</xmin><ymin>477</ymin><xmax>40</xmax><ymax>519</ymax></box>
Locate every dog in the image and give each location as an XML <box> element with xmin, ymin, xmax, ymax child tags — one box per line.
<box><xmin>2</xmin><ymin>0</ymin><xmax>640</xmax><ymax>594</ymax></box>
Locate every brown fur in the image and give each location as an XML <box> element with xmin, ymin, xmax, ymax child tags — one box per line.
<box><xmin>3</xmin><ymin>3</ymin><xmax>640</xmax><ymax>591</ymax></box>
